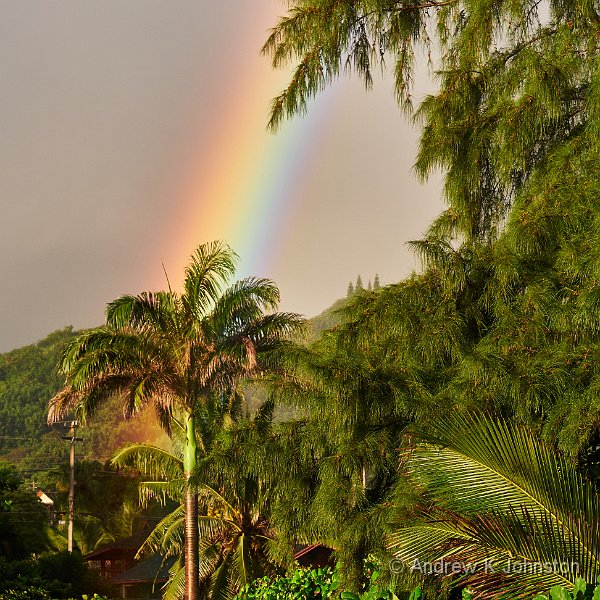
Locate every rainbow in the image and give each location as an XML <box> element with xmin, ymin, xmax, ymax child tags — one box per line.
<box><xmin>160</xmin><ymin>3</ymin><xmax>337</xmax><ymax>284</ymax></box>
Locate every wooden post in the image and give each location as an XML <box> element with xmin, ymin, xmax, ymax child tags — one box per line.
<box><xmin>68</xmin><ymin>420</ymin><xmax>76</xmax><ymax>553</ymax></box>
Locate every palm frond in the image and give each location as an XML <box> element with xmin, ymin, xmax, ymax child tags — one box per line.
<box><xmin>183</xmin><ymin>241</ymin><xmax>237</xmax><ymax>318</ymax></box>
<box><xmin>232</xmin><ymin>532</ymin><xmax>251</xmax><ymax>589</ymax></box>
<box><xmin>47</xmin><ymin>386</ymin><xmax>78</xmax><ymax>423</ymax></box>
<box><xmin>242</xmin><ymin>312</ymin><xmax>308</xmax><ymax>348</ymax></box>
<box><xmin>111</xmin><ymin>443</ymin><xmax>183</xmax><ymax>480</ymax></box>
<box><xmin>209</xmin><ymin>277</ymin><xmax>282</xmax><ymax>337</ymax></box>
<box><xmin>198</xmin><ymin>515</ymin><xmax>228</xmax><ymax>540</ymax></box>
<box><xmin>199</xmin><ymin>536</ymin><xmax>223</xmax><ymax>579</ymax></box>
<box><xmin>138</xmin><ymin>504</ymin><xmax>185</xmax><ymax>558</ymax></box>
<box><xmin>106</xmin><ymin>291</ymin><xmax>180</xmax><ymax>334</ymax></box>
<box><xmin>138</xmin><ymin>480</ymin><xmax>185</xmax><ymax>507</ymax></box>
<box><xmin>388</xmin><ymin>413</ymin><xmax>600</xmax><ymax>597</ymax></box>
<box><xmin>410</xmin><ymin>413</ymin><xmax>600</xmax><ymax>528</ymax></box>
<box><xmin>163</xmin><ymin>556</ymin><xmax>186</xmax><ymax>600</ymax></box>
<box><xmin>211</xmin><ymin>547</ymin><xmax>235</xmax><ymax>600</ymax></box>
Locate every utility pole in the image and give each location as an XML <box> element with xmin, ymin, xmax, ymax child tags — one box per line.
<box><xmin>62</xmin><ymin>421</ymin><xmax>82</xmax><ymax>553</ymax></box>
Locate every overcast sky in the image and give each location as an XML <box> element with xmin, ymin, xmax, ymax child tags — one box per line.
<box><xmin>0</xmin><ymin>0</ymin><xmax>443</xmax><ymax>353</ymax></box>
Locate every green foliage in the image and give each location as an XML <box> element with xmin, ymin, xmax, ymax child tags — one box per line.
<box><xmin>388</xmin><ymin>413</ymin><xmax>600</xmax><ymax>598</ymax></box>
<box><xmin>0</xmin><ymin>588</ymin><xmax>52</xmax><ymax>600</ymax></box>
<box><xmin>0</xmin><ymin>328</ymin><xmax>76</xmax><ymax>457</ymax></box>
<box><xmin>0</xmin><ymin>461</ymin><xmax>21</xmax><ymax>491</ymax></box>
<box><xmin>234</xmin><ymin>565</ymin><xmax>427</xmax><ymax>600</ymax></box>
<box><xmin>294</xmin><ymin>192</ymin><xmax>600</xmax><ymax>461</ymax></box>
<box><xmin>340</xmin><ymin>563</ymin><xmax>401</xmax><ymax>600</ymax></box>
<box><xmin>234</xmin><ymin>566</ymin><xmax>339</xmax><ymax>600</ymax></box>
<box><xmin>0</xmin><ymin>552</ymin><xmax>108</xmax><ymax>599</ymax></box>
<box><xmin>0</xmin><ymin>463</ymin><xmax>54</xmax><ymax>559</ymax></box>
<box><xmin>267</xmin><ymin>294</ymin><xmax>424</xmax><ymax>592</ymax></box>
<box><xmin>533</xmin><ymin>576</ymin><xmax>600</xmax><ymax>600</ymax></box>
<box><xmin>409</xmin><ymin>588</ymin><xmax>424</xmax><ymax>600</ymax></box>
<box><xmin>267</xmin><ymin>202</ymin><xmax>600</xmax><ymax>591</ymax></box>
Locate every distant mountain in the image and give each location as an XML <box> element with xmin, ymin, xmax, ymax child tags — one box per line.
<box><xmin>309</xmin><ymin>297</ymin><xmax>347</xmax><ymax>338</ymax></box>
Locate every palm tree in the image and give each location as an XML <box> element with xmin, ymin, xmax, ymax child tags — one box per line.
<box><xmin>48</xmin><ymin>241</ymin><xmax>305</xmax><ymax>600</ymax></box>
<box><xmin>387</xmin><ymin>412</ymin><xmax>600</xmax><ymax>598</ymax></box>
<box><xmin>112</xmin><ymin>402</ymin><xmax>283</xmax><ymax>600</ymax></box>
<box><xmin>110</xmin><ymin>423</ymin><xmax>188</xmax><ymax>600</ymax></box>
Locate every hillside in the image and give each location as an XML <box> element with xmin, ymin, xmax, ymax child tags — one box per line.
<box><xmin>309</xmin><ymin>297</ymin><xmax>347</xmax><ymax>337</ymax></box>
<box><xmin>0</xmin><ymin>327</ymin><xmax>76</xmax><ymax>458</ymax></box>
<box><xmin>0</xmin><ymin>294</ymin><xmax>357</xmax><ymax>481</ymax></box>
<box><xmin>0</xmin><ymin>328</ymin><xmax>167</xmax><ymax>481</ymax></box>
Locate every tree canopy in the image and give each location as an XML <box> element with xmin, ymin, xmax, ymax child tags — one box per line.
<box><xmin>264</xmin><ymin>0</ymin><xmax>600</xmax><ymax>244</ymax></box>
<box><xmin>259</xmin><ymin>5</ymin><xmax>600</xmax><ymax>593</ymax></box>
<box><xmin>49</xmin><ymin>241</ymin><xmax>305</xmax><ymax>600</ymax></box>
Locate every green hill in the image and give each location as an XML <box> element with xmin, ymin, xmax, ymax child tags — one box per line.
<box><xmin>0</xmin><ymin>327</ymin><xmax>76</xmax><ymax>458</ymax></box>
<box><xmin>0</xmin><ymin>328</ymin><xmax>166</xmax><ymax>482</ymax></box>
<box><xmin>0</xmin><ymin>293</ymin><xmax>358</xmax><ymax>480</ymax></box>
<box><xmin>309</xmin><ymin>297</ymin><xmax>347</xmax><ymax>337</ymax></box>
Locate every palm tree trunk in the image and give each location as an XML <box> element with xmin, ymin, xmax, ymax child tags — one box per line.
<box><xmin>184</xmin><ymin>411</ymin><xmax>199</xmax><ymax>600</ymax></box>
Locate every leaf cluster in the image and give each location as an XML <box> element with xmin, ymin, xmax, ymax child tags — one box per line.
<box><xmin>388</xmin><ymin>413</ymin><xmax>600</xmax><ymax>598</ymax></box>
<box><xmin>234</xmin><ymin>566</ymin><xmax>339</xmax><ymax>600</ymax></box>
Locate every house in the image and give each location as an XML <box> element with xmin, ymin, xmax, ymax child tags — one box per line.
<box><xmin>111</xmin><ymin>554</ymin><xmax>175</xmax><ymax>600</ymax></box>
<box><xmin>84</xmin><ymin>530</ymin><xmax>149</xmax><ymax>581</ymax></box>
<box><xmin>84</xmin><ymin>529</ymin><xmax>174</xmax><ymax>599</ymax></box>
<box><xmin>36</xmin><ymin>490</ymin><xmax>54</xmax><ymax>507</ymax></box>
<box><xmin>294</xmin><ymin>544</ymin><xmax>334</xmax><ymax>568</ymax></box>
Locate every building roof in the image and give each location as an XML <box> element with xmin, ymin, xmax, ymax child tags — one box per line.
<box><xmin>294</xmin><ymin>544</ymin><xmax>321</xmax><ymax>560</ymax></box>
<box><xmin>84</xmin><ymin>530</ymin><xmax>150</xmax><ymax>561</ymax></box>
<box><xmin>293</xmin><ymin>544</ymin><xmax>334</xmax><ymax>568</ymax></box>
<box><xmin>36</xmin><ymin>490</ymin><xmax>54</xmax><ymax>506</ymax></box>
<box><xmin>111</xmin><ymin>554</ymin><xmax>175</xmax><ymax>585</ymax></box>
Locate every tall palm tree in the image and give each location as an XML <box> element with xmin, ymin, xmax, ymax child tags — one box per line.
<box><xmin>48</xmin><ymin>241</ymin><xmax>305</xmax><ymax>600</ymax></box>
<box><xmin>112</xmin><ymin>402</ymin><xmax>283</xmax><ymax>600</ymax></box>
<box><xmin>387</xmin><ymin>412</ymin><xmax>600</xmax><ymax>598</ymax></box>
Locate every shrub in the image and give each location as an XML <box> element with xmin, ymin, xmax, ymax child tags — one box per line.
<box><xmin>0</xmin><ymin>552</ymin><xmax>109</xmax><ymax>600</ymax></box>
<box><xmin>235</xmin><ymin>566</ymin><xmax>339</xmax><ymax>600</ymax></box>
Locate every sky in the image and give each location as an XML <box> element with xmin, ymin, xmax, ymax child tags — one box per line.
<box><xmin>0</xmin><ymin>0</ymin><xmax>443</xmax><ymax>353</ymax></box>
